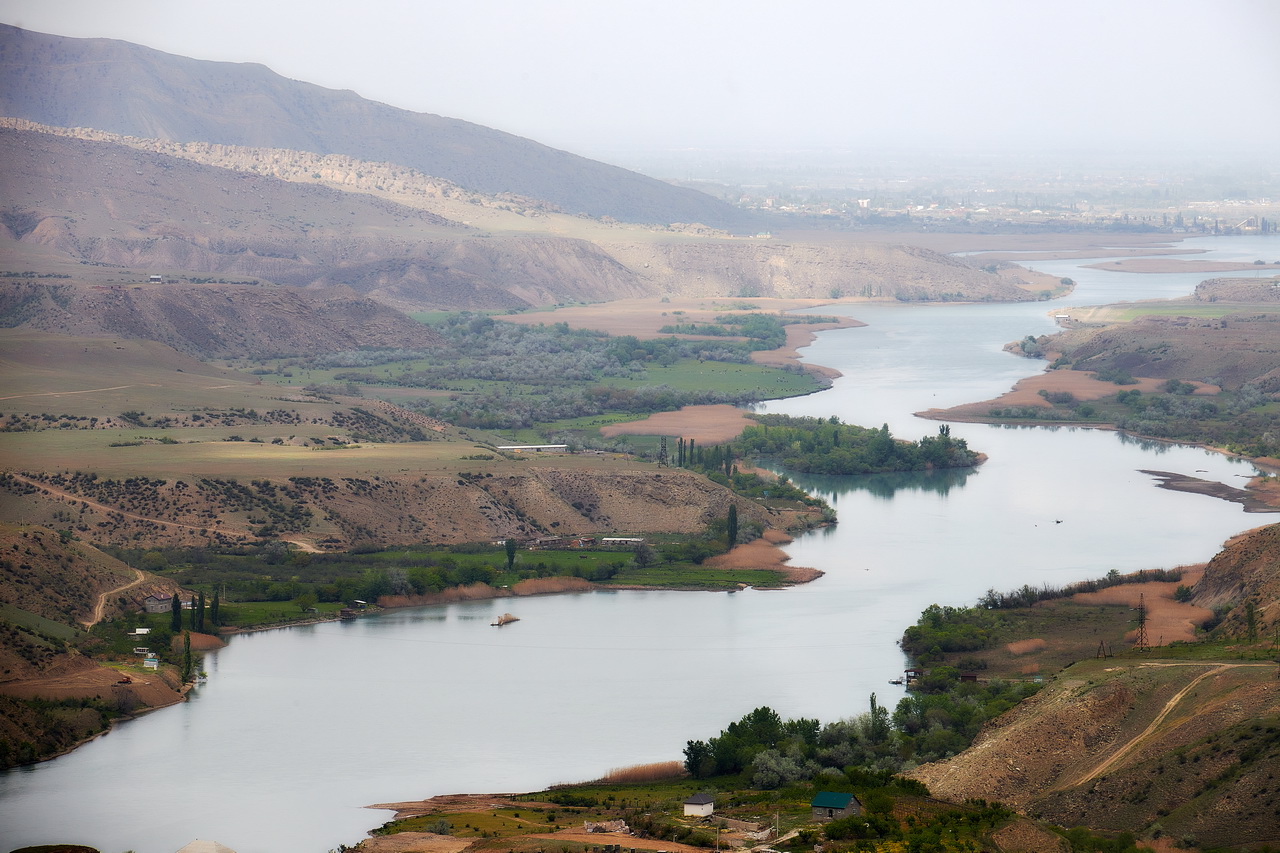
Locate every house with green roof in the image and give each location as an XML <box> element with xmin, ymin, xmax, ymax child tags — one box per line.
<box><xmin>810</xmin><ymin>791</ymin><xmax>861</xmax><ymax>822</ymax></box>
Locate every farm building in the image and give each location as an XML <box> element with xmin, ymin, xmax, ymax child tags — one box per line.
<box><xmin>811</xmin><ymin>791</ymin><xmax>861</xmax><ymax>822</ymax></box>
<box><xmin>142</xmin><ymin>593</ymin><xmax>195</xmax><ymax>613</ymax></box>
<box><xmin>683</xmin><ymin>793</ymin><xmax>715</xmax><ymax>817</ymax></box>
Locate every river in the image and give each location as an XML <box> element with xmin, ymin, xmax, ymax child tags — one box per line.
<box><xmin>1</xmin><ymin>235</ymin><xmax>1276</xmax><ymax>853</ymax></box>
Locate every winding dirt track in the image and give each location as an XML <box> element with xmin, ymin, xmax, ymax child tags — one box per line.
<box><xmin>84</xmin><ymin>567</ymin><xmax>147</xmax><ymax>627</ymax></box>
<box><xmin>6</xmin><ymin>471</ymin><xmax>253</xmax><ymax>539</ymax></box>
<box><xmin>1053</xmin><ymin>661</ymin><xmax>1275</xmax><ymax>792</ymax></box>
<box><xmin>9</xmin><ymin>472</ymin><xmax>327</xmax><ymax>551</ymax></box>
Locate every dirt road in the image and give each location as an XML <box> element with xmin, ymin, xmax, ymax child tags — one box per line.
<box><xmin>7</xmin><ymin>471</ymin><xmax>254</xmax><ymax>539</ymax></box>
<box><xmin>84</xmin><ymin>566</ymin><xmax>147</xmax><ymax>627</ymax></box>
<box><xmin>1053</xmin><ymin>661</ymin><xmax>1276</xmax><ymax>792</ymax></box>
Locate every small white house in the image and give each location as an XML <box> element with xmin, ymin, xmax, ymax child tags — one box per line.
<box><xmin>683</xmin><ymin>793</ymin><xmax>715</xmax><ymax>817</ymax></box>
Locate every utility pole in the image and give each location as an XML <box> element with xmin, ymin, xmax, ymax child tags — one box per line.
<box><xmin>1132</xmin><ymin>593</ymin><xmax>1149</xmax><ymax>651</ymax></box>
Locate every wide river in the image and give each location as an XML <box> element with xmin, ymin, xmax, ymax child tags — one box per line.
<box><xmin>2</xmin><ymin>235</ymin><xmax>1278</xmax><ymax>853</ymax></box>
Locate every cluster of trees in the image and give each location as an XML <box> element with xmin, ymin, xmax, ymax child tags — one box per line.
<box><xmin>823</xmin><ymin>798</ymin><xmax>1013</xmax><ymax>846</ymax></box>
<box><xmin>733</xmin><ymin>415</ymin><xmax>979</xmax><ymax>474</ymax></box>
<box><xmin>899</xmin><ymin>603</ymin><xmax>1004</xmax><ymax>660</ymax></box>
<box><xmin>684</xmin><ymin>673</ymin><xmax>1037</xmax><ymax>791</ymax></box>
<box><xmin>1112</xmin><ymin>382</ymin><xmax>1280</xmax><ymax>458</ymax></box>
<box><xmin>169</xmin><ymin>589</ymin><xmax>221</xmax><ymax>633</ymax></box>
<box><xmin>988</xmin><ymin>376</ymin><xmax>1280</xmax><ymax>458</ymax></box>
<box><xmin>976</xmin><ymin>567</ymin><xmax>1183</xmax><ymax>610</ymax></box>
<box><xmin>299</xmin><ymin>315</ymin><xmax>810</xmax><ymax>430</ymax></box>
<box><xmin>0</xmin><ymin>695</ymin><xmax>124</xmax><ymax>769</ymax></box>
<box><xmin>111</xmin><ymin>541</ymin><xmax>636</xmax><ymax>617</ymax></box>
<box><xmin>656</xmin><ymin>313</ymin><xmax>834</xmax><ymax>351</ymax></box>
<box><xmin>416</xmin><ymin>383</ymin><xmax>768</xmax><ymax>431</ymax></box>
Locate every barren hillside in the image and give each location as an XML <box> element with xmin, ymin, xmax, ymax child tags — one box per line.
<box><xmin>911</xmin><ymin>657</ymin><xmax>1280</xmax><ymax>847</ymax></box>
<box><xmin>1048</xmin><ymin>279</ymin><xmax>1280</xmax><ymax>391</ymax></box>
<box><xmin>0</xmin><ymin>279</ymin><xmax>442</xmax><ymax>358</ymax></box>
<box><xmin>1</xmin><ymin>466</ymin><xmax>787</xmax><ymax>551</ymax></box>
<box><xmin>0</xmin><ymin>523</ymin><xmax>144</xmax><ymax>627</ymax></box>
<box><xmin>0</xmin><ymin>23</ymin><xmax>750</xmax><ymax>228</ymax></box>
<box><xmin>1</xmin><ymin>125</ymin><xmax>1041</xmax><ymax>311</ymax></box>
<box><xmin>1192</xmin><ymin>522</ymin><xmax>1280</xmax><ymax>630</ymax></box>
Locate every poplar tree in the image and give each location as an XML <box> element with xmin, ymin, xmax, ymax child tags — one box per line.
<box><xmin>181</xmin><ymin>631</ymin><xmax>193</xmax><ymax>683</ymax></box>
<box><xmin>210</xmin><ymin>590</ymin><xmax>220</xmax><ymax>627</ymax></box>
<box><xmin>196</xmin><ymin>591</ymin><xmax>206</xmax><ymax>633</ymax></box>
<box><xmin>505</xmin><ymin>538</ymin><xmax>517</xmax><ymax>571</ymax></box>
<box><xmin>727</xmin><ymin>503</ymin><xmax>738</xmax><ymax>549</ymax></box>
<box><xmin>169</xmin><ymin>592</ymin><xmax>181</xmax><ymax>631</ymax></box>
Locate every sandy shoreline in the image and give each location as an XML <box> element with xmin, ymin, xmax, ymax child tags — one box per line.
<box><xmin>1084</xmin><ymin>258</ymin><xmax>1280</xmax><ymax>274</ymax></box>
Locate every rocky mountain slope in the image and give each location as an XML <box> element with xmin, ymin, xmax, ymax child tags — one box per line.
<box><xmin>1191</xmin><ymin>522</ymin><xmax>1280</xmax><ymax>631</ymax></box>
<box><xmin>1</xmin><ymin>124</ymin><xmax>1034</xmax><ymax>313</ymax></box>
<box><xmin>0</xmin><ymin>23</ymin><xmax>749</xmax><ymax>228</ymax></box>
<box><xmin>0</xmin><ymin>522</ymin><xmax>186</xmax><ymax>768</ymax></box>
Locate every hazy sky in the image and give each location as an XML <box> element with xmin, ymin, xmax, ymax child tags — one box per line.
<box><xmin>3</xmin><ymin>0</ymin><xmax>1278</xmax><ymax>159</ymax></box>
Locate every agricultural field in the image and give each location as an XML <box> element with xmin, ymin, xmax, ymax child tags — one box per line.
<box><xmin>1070</xmin><ymin>301</ymin><xmax>1280</xmax><ymax>324</ymax></box>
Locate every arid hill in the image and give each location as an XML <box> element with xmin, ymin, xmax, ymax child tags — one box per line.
<box><xmin>911</xmin><ymin>656</ymin><xmax>1280</xmax><ymax>848</ymax></box>
<box><xmin>0</xmin><ymin>523</ymin><xmax>187</xmax><ymax>768</ymax></box>
<box><xmin>2</xmin><ymin>466</ymin><xmax>786</xmax><ymax>551</ymax></box>
<box><xmin>0</xmin><ymin>280</ymin><xmax>441</xmax><ymax>359</ymax></box>
<box><xmin>906</xmin><ymin>521</ymin><xmax>1280</xmax><ymax>846</ymax></box>
<box><xmin>1049</xmin><ymin>279</ymin><xmax>1280</xmax><ymax>391</ymax></box>
<box><xmin>1</xmin><ymin>124</ymin><xmax>1039</xmax><ymax>312</ymax></box>
<box><xmin>0</xmin><ymin>523</ymin><xmax>145</xmax><ymax>629</ymax></box>
<box><xmin>1192</xmin><ymin>522</ymin><xmax>1280</xmax><ymax>632</ymax></box>
<box><xmin>0</xmin><ymin>23</ymin><xmax>750</xmax><ymax>228</ymax></box>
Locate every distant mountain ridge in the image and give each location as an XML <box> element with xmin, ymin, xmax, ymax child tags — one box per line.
<box><xmin>0</xmin><ymin>23</ymin><xmax>749</xmax><ymax>228</ymax></box>
<box><xmin>1</xmin><ymin>125</ymin><xmax>1030</xmax><ymax>312</ymax></box>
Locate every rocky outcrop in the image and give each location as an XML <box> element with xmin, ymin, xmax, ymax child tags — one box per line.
<box><xmin>1192</xmin><ymin>523</ymin><xmax>1280</xmax><ymax>623</ymax></box>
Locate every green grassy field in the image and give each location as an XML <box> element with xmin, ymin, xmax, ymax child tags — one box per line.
<box><xmin>0</xmin><ymin>603</ymin><xmax>81</xmax><ymax>641</ymax></box>
<box><xmin>250</xmin><ymin>355</ymin><xmax>820</xmax><ymax>404</ymax></box>
<box><xmin>605</xmin><ymin>359</ymin><xmax>820</xmax><ymax>396</ymax></box>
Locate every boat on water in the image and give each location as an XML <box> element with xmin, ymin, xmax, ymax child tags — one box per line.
<box><xmin>491</xmin><ymin>613</ymin><xmax>519</xmax><ymax>627</ymax></box>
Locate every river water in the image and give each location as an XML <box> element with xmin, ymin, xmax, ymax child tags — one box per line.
<box><xmin>1</xmin><ymin>235</ymin><xmax>1277</xmax><ymax>853</ymax></box>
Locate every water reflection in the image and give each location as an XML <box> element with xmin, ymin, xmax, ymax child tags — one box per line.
<box><xmin>1114</xmin><ymin>430</ymin><xmax>1178</xmax><ymax>454</ymax></box>
<box><xmin>767</xmin><ymin>464</ymin><xmax>978</xmax><ymax>501</ymax></box>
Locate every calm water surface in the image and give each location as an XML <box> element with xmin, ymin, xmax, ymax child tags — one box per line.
<box><xmin>1</xmin><ymin>236</ymin><xmax>1276</xmax><ymax>853</ymax></box>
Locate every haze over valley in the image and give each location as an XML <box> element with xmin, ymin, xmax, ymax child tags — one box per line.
<box><xmin>2</xmin><ymin>6</ymin><xmax>1280</xmax><ymax>853</ymax></box>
